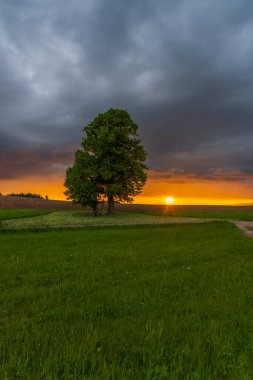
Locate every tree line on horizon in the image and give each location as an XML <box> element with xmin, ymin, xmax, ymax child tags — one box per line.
<box><xmin>0</xmin><ymin>192</ymin><xmax>49</xmax><ymax>200</ymax></box>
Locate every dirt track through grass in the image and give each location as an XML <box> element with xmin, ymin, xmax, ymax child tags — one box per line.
<box><xmin>233</xmin><ymin>221</ymin><xmax>253</xmax><ymax>237</ymax></box>
<box><xmin>1</xmin><ymin>210</ymin><xmax>211</xmax><ymax>230</ymax></box>
<box><xmin>2</xmin><ymin>210</ymin><xmax>253</xmax><ymax>239</ymax></box>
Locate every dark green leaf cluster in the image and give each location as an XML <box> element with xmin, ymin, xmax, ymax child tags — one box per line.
<box><xmin>64</xmin><ymin>109</ymin><xmax>148</xmax><ymax>213</ymax></box>
<box><xmin>6</xmin><ymin>192</ymin><xmax>45</xmax><ymax>199</ymax></box>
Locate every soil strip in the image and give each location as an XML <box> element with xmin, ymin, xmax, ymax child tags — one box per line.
<box><xmin>232</xmin><ymin>221</ymin><xmax>253</xmax><ymax>237</ymax></box>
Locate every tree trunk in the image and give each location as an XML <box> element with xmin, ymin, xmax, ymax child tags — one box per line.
<box><xmin>92</xmin><ymin>203</ymin><xmax>99</xmax><ymax>216</ymax></box>
<box><xmin>101</xmin><ymin>199</ymin><xmax>105</xmax><ymax>215</ymax></box>
<box><xmin>107</xmin><ymin>196</ymin><xmax>114</xmax><ymax>214</ymax></box>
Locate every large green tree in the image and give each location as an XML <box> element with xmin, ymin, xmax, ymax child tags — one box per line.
<box><xmin>64</xmin><ymin>108</ymin><xmax>148</xmax><ymax>215</ymax></box>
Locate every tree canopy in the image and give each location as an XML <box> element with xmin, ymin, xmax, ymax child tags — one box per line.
<box><xmin>64</xmin><ymin>108</ymin><xmax>148</xmax><ymax>215</ymax></box>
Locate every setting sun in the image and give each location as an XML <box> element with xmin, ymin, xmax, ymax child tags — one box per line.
<box><xmin>166</xmin><ymin>197</ymin><xmax>174</xmax><ymax>204</ymax></box>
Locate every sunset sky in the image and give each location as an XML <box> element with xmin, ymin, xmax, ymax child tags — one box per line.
<box><xmin>1</xmin><ymin>0</ymin><xmax>253</xmax><ymax>205</ymax></box>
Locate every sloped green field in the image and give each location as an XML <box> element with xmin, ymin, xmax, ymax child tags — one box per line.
<box><xmin>0</xmin><ymin>209</ymin><xmax>53</xmax><ymax>222</ymax></box>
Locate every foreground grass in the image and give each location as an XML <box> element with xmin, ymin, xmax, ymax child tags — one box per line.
<box><xmin>1</xmin><ymin>222</ymin><xmax>253</xmax><ymax>379</ymax></box>
<box><xmin>2</xmin><ymin>210</ymin><xmax>207</xmax><ymax>230</ymax></box>
<box><xmin>0</xmin><ymin>209</ymin><xmax>53</xmax><ymax>222</ymax></box>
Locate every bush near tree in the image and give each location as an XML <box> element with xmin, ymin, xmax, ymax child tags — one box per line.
<box><xmin>64</xmin><ymin>108</ymin><xmax>148</xmax><ymax>215</ymax></box>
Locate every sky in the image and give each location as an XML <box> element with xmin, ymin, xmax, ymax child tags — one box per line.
<box><xmin>0</xmin><ymin>0</ymin><xmax>253</xmax><ymax>204</ymax></box>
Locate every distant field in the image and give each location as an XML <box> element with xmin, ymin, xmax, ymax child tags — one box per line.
<box><xmin>126</xmin><ymin>204</ymin><xmax>253</xmax><ymax>213</ymax></box>
<box><xmin>116</xmin><ymin>205</ymin><xmax>253</xmax><ymax>221</ymax></box>
<box><xmin>1</xmin><ymin>195</ymin><xmax>253</xmax><ymax>220</ymax></box>
<box><xmin>1</xmin><ymin>222</ymin><xmax>253</xmax><ymax>379</ymax></box>
<box><xmin>0</xmin><ymin>196</ymin><xmax>81</xmax><ymax>210</ymax></box>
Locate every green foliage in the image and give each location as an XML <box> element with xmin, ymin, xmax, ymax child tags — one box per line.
<box><xmin>1</xmin><ymin>223</ymin><xmax>253</xmax><ymax>378</ymax></box>
<box><xmin>64</xmin><ymin>109</ymin><xmax>148</xmax><ymax>213</ymax></box>
<box><xmin>64</xmin><ymin>150</ymin><xmax>102</xmax><ymax>211</ymax></box>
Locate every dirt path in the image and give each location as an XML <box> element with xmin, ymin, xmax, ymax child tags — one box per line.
<box><xmin>232</xmin><ymin>221</ymin><xmax>253</xmax><ymax>237</ymax></box>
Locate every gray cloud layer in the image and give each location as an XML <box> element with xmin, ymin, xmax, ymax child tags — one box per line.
<box><xmin>1</xmin><ymin>0</ymin><xmax>253</xmax><ymax>182</ymax></box>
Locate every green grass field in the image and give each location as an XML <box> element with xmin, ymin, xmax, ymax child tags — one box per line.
<box><xmin>148</xmin><ymin>209</ymin><xmax>253</xmax><ymax>221</ymax></box>
<box><xmin>0</xmin><ymin>209</ymin><xmax>53</xmax><ymax>222</ymax></box>
<box><xmin>1</xmin><ymin>210</ymin><xmax>208</xmax><ymax>230</ymax></box>
<box><xmin>1</xmin><ymin>209</ymin><xmax>253</xmax><ymax>379</ymax></box>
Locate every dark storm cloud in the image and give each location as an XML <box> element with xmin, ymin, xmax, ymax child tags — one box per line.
<box><xmin>0</xmin><ymin>144</ymin><xmax>75</xmax><ymax>180</ymax></box>
<box><xmin>1</xmin><ymin>0</ymin><xmax>253</xmax><ymax>181</ymax></box>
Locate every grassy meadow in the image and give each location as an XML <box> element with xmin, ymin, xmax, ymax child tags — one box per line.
<box><xmin>0</xmin><ymin>209</ymin><xmax>53</xmax><ymax>222</ymax></box>
<box><xmin>162</xmin><ymin>209</ymin><xmax>253</xmax><ymax>221</ymax></box>
<box><xmin>1</xmin><ymin>210</ymin><xmax>208</xmax><ymax>230</ymax></box>
<box><xmin>1</xmin><ymin>209</ymin><xmax>253</xmax><ymax>379</ymax></box>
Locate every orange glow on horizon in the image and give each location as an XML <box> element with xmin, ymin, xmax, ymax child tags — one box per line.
<box><xmin>135</xmin><ymin>196</ymin><xmax>253</xmax><ymax>206</ymax></box>
<box><xmin>0</xmin><ymin>173</ymin><xmax>252</xmax><ymax>206</ymax></box>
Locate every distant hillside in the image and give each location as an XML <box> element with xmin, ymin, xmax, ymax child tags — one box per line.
<box><xmin>0</xmin><ymin>196</ymin><xmax>82</xmax><ymax>210</ymax></box>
